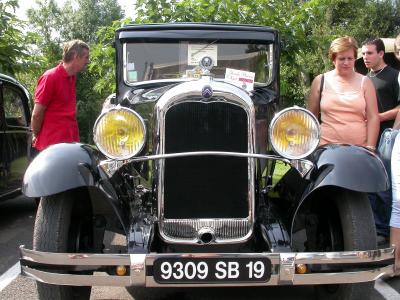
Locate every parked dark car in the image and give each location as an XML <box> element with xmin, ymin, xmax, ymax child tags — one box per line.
<box><xmin>20</xmin><ymin>23</ymin><xmax>395</xmax><ymax>300</ymax></box>
<box><xmin>0</xmin><ymin>73</ymin><xmax>31</xmax><ymax>202</ymax></box>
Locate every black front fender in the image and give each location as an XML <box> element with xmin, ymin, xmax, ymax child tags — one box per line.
<box><xmin>23</xmin><ymin>143</ymin><xmax>102</xmax><ymax>197</ymax></box>
<box><xmin>290</xmin><ymin>144</ymin><xmax>389</xmax><ymax>239</ymax></box>
<box><xmin>309</xmin><ymin>144</ymin><xmax>389</xmax><ymax>193</ymax></box>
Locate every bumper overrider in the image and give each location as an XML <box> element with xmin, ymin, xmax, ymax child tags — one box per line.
<box><xmin>20</xmin><ymin>246</ymin><xmax>395</xmax><ymax>287</ymax></box>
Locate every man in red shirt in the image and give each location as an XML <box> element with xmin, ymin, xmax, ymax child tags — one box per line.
<box><xmin>31</xmin><ymin>39</ymin><xmax>90</xmax><ymax>151</ymax></box>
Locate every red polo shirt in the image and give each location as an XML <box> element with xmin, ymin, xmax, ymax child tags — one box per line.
<box><xmin>33</xmin><ymin>63</ymin><xmax>80</xmax><ymax>150</ymax></box>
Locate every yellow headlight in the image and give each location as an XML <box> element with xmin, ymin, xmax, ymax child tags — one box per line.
<box><xmin>269</xmin><ymin>107</ymin><xmax>320</xmax><ymax>159</ymax></box>
<box><xmin>93</xmin><ymin>107</ymin><xmax>146</xmax><ymax>160</ymax></box>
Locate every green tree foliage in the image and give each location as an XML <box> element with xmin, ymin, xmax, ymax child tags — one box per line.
<box><xmin>59</xmin><ymin>0</ymin><xmax>123</xmax><ymax>44</ymax></box>
<box><xmin>0</xmin><ymin>0</ymin><xmax>27</xmax><ymax>75</ymax></box>
<box><xmin>296</xmin><ymin>0</ymin><xmax>400</xmax><ymax>104</ymax></box>
<box><xmin>89</xmin><ymin>19</ymin><xmax>131</xmax><ymax>94</ymax></box>
<box><xmin>22</xmin><ymin>0</ymin><xmax>63</xmax><ymax>91</ymax></box>
<box><xmin>4</xmin><ymin>0</ymin><xmax>400</xmax><ymax>142</ymax></box>
<box><xmin>134</xmin><ymin>0</ymin><xmax>400</xmax><ymax>106</ymax></box>
<box><xmin>23</xmin><ymin>0</ymin><xmax>124</xmax><ymax>143</ymax></box>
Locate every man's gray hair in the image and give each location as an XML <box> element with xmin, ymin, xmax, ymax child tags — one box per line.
<box><xmin>62</xmin><ymin>40</ymin><xmax>89</xmax><ymax>63</ymax></box>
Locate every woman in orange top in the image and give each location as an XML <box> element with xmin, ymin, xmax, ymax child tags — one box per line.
<box><xmin>308</xmin><ymin>36</ymin><xmax>379</xmax><ymax>151</ymax></box>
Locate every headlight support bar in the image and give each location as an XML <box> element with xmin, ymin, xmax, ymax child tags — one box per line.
<box><xmin>99</xmin><ymin>151</ymin><xmax>314</xmax><ymax>178</ymax></box>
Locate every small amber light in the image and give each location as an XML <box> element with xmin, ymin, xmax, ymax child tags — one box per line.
<box><xmin>295</xmin><ymin>264</ymin><xmax>307</xmax><ymax>274</ymax></box>
<box><xmin>116</xmin><ymin>265</ymin><xmax>127</xmax><ymax>276</ymax></box>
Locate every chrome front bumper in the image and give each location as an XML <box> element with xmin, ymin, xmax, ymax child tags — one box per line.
<box><xmin>20</xmin><ymin>246</ymin><xmax>395</xmax><ymax>287</ymax></box>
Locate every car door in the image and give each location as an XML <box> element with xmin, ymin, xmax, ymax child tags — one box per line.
<box><xmin>0</xmin><ymin>77</ymin><xmax>31</xmax><ymax>201</ymax></box>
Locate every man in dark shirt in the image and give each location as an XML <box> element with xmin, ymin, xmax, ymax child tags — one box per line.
<box><xmin>362</xmin><ymin>38</ymin><xmax>400</xmax><ymax>241</ymax></box>
<box><xmin>362</xmin><ymin>38</ymin><xmax>400</xmax><ymax>136</ymax></box>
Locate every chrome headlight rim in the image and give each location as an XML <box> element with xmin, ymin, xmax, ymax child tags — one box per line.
<box><xmin>269</xmin><ymin>106</ymin><xmax>320</xmax><ymax>160</ymax></box>
<box><xmin>93</xmin><ymin>106</ymin><xmax>147</xmax><ymax>160</ymax></box>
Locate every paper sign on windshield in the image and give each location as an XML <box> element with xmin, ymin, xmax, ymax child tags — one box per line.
<box><xmin>188</xmin><ymin>44</ymin><xmax>218</xmax><ymax>66</ymax></box>
<box><xmin>225</xmin><ymin>68</ymin><xmax>255</xmax><ymax>91</ymax></box>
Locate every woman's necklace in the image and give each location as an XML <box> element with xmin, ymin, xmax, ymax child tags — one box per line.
<box><xmin>368</xmin><ymin>66</ymin><xmax>387</xmax><ymax>77</ymax></box>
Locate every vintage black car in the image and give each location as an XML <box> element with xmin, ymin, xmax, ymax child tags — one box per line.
<box><xmin>0</xmin><ymin>73</ymin><xmax>32</xmax><ymax>202</ymax></box>
<box><xmin>20</xmin><ymin>23</ymin><xmax>395</xmax><ymax>300</ymax></box>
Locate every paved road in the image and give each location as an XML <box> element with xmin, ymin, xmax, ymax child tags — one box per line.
<box><xmin>0</xmin><ymin>196</ymin><xmax>399</xmax><ymax>300</ymax></box>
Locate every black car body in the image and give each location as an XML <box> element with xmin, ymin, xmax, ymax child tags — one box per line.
<box><xmin>0</xmin><ymin>73</ymin><xmax>31</xmax><ymax>201</ymax></box>
<box><xmin>20</xmin><ymin>23</ymin><xmax>395</xmax><ymax>300</ymax></box>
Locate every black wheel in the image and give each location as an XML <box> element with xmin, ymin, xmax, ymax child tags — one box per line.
<box><xmin>315</xmin><ymin>189</ymin><xmax>377</xmax><ymax>300</ymax></box>
<box><xmin>33</xmin><ymin>191</ymin><xmax>93</xmax><ymax>300</ymax></box>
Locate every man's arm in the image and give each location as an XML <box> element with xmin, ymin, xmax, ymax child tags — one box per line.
<box><xmin>379</xmin><ymin>106</ymin><xmax>400</xmax><ymax>122</ymax></box>
<box><xmin>394</xmin><ymin>111</ymin><xmax>400</xmax><ymax>129</ymax></box>
<box><xmin>391</xmin><ymin>227</ymin><xmax>400</xmax><ymax>275</ymax></box>
<box><xmin>31</xmin><ymin>103</ymin><xmax>46</xmax><ymax>142</ymax></box>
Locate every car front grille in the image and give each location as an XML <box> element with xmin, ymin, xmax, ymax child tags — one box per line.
<box><xmin>160</xmin><ymin>101</ymin><xmax>251</xmax><ymax>242</ymax></box>
<box><xmin>162</xmin><ymin>219</ymin><xmax>252</xmax><ymax>241</ymax></box>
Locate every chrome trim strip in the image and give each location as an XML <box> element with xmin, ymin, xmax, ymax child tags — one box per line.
<box><xmin>21</xmin><ymin>247</ymin><xmax>392</xmax><ymax>267</ymax></box>
<box><xmin>291</xmin><ymin>266</ymin><xmax>394</xmax><ymax>285</ymax></box>
<box><xmin>99</xmin><ymin>151</ymin><xmax>313</xmax><ymax>178</ymax></box>
<box><xmin>23</xmin><ymin>265</ymin><xmax>393</xmax><ymax>288</ymax></box>
<box><xmin>131</xmin><ymin>151</ymin><xmax>290</xmax><ymax>163</ymax></box>
<box><xmin>20</xmin><ymin>247</ymin><xmax>130</xmax><ymax>266</ymax></box>
<box><xmin>280</xmin><ymin>253</ymin><xmax>296</xmax><ymax>284</ymax></box>
<box><xmin>130</xmin><ymin>254</ymin><xmax>146</xmax><ymax>286</ymax></box>
<box><xmin>145</xmin><ymin>266</ymin><xmax>394</xmax><ymax>287</ymax></box>
<box><xmin>294</xmin><ymin>247</ymin><xmax>395</xmax><ymax>264</ymax></box>
<box><xmin>20</xmin><ymin>246</ymin><xmax>395</xmax><ymax>287</ymax></box>
<box><xmin>22</xmin><ymin>266</ymin><xmax>131</xmax><ymax>286</ymax></box>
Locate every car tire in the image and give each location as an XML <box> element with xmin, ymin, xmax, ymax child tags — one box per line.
<box><xmin>33</xmin><ymin>191</ymin><xmax>92</xmax><ymax>300</ymax></box>
<box><xmin>315</xmin><ymin>190</ymin><xmax>376</xmax><ymax>300</ymax></box>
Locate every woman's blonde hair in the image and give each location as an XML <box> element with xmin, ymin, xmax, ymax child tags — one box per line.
<box><xmin>328</xmin><ymin>36</ymin><xmax>358</xmax><ymax>61</ymax></box>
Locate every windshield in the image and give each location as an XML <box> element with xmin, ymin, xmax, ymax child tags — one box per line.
<box><xmin>124</xmin><ymin>41</ymin><xmax>274</xmax><ymax>87</ymax></box>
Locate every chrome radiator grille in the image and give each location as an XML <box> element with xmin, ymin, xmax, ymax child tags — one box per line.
<box><xmin>161</xmin><ymin>219</ymin><xmax>252</xmax><ymax>242</ymax></box>
<box><xmin>163</xmin><ymin>102</ymin><xmax>248</xmax><ymax>220</ymax></box>
<box><xmin>156</xmin><ymin>84</ymin><xmax>256</xmax><ymax>244</ymax></box>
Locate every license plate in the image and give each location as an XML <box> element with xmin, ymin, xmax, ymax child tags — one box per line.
<box><xmin>153</xmin><ymin>257</ymin><xmax>271</xmax><ymax>283</ymax></box>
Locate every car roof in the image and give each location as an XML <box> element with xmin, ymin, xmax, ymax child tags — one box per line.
<box><xmin>118</xmin><ymin>22</ymin><xmax>276</xmax><ymax>31</ymax></box>
<box><xmin>0</xmin><ymin>73</ymin><xmax>31</xmax><ymax>98</ymax></box>
<box><xmin>116</xmin><ymin>23</ymin><xmax>278</xmax><ymax>42</ymax></box>
<box><xmin>0</xmin><ymin>73</ymin><xmax>21</xmax><ymax>85</ymax></box>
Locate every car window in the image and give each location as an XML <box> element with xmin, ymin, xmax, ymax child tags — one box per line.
<box><xmin>3</xmin><ymin>85</ymin><xmax>28</xmax><ymax>127</ymax></box>
<box><xmin>124</xmin><ymin>41</ymin><xmax>273</xmax><ymax>86</ymax></box>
